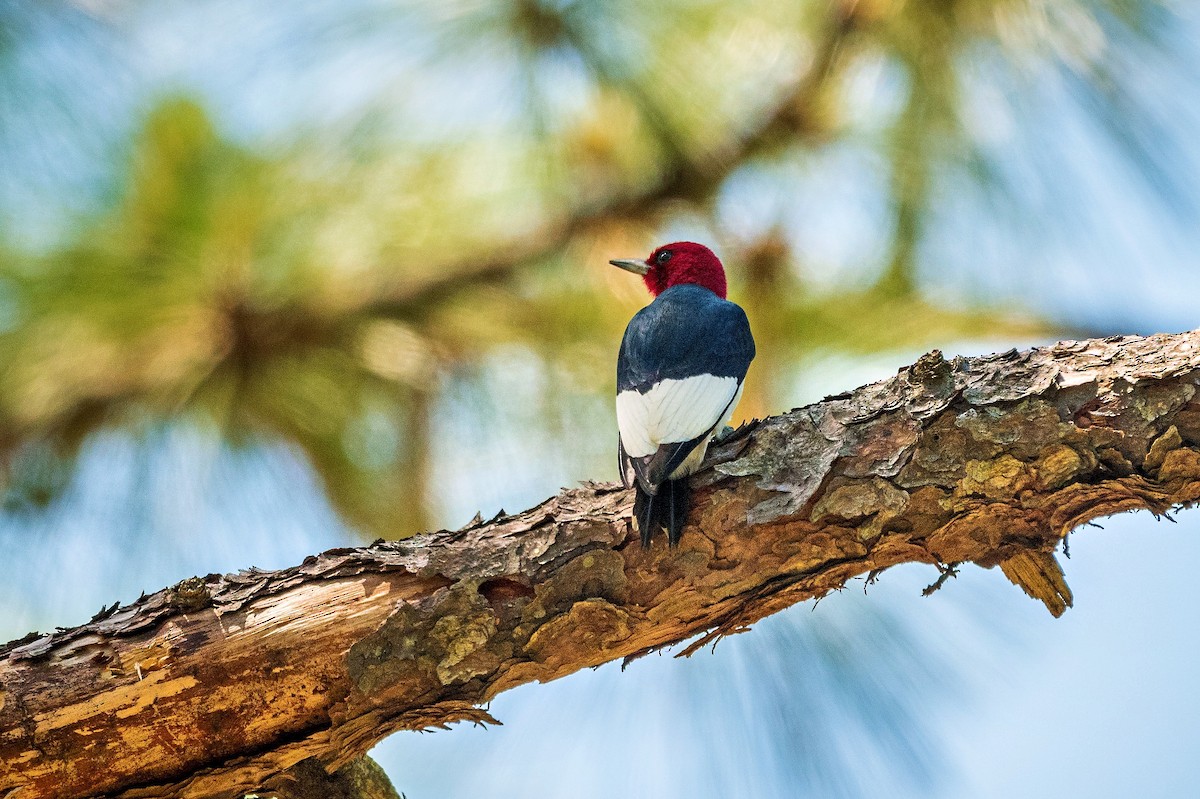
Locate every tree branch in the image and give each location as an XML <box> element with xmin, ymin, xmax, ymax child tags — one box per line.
<box><xmin>4</xmin><ymin>330</ymin><xmax>1200</xmax><ymax>798</ymax></box>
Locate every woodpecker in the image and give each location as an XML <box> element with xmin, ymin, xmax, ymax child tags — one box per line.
<box><xmin>611</xmin><ymin>242</ymin><xmax>755</xmax><ymax>547</ymax></box>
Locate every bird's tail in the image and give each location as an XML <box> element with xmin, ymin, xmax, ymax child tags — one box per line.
<box><xmin>633</xmin><ymin>479</ymin><xmax>691</xmax><ymax>547</ymax></box>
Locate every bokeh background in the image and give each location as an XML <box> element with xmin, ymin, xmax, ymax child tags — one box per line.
<box><xmin>3</xmin><ymin>1</ymin><xmax>1200</xmax><ymax>796</ymax></box>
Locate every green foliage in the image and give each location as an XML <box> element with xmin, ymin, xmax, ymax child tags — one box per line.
<box><xmin>0</xmin><ymin>98</ymin><xmax>427</xmax><ymax>531</ymax></box>
<box><xmin>0</xmin><ymin>0</ymin><xmax>1175</xmax><ymax>535</ymax></box>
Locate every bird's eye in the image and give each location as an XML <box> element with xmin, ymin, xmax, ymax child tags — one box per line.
<box><xmin>655</xmin><ymin>250</ymin><xmax>673</xmax><ymax>265</ymax></box>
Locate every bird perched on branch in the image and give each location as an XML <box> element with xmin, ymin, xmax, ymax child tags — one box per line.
<box><xmin>610</xmin><ymin>242</ymin><xmax>755</xmax><ymax>547</ymax></box>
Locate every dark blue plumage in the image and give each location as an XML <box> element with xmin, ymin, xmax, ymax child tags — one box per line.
<box><xmin>617</xmin><ymin>285</ymin><xmax>756</xmax><ymax>393</ymax></box>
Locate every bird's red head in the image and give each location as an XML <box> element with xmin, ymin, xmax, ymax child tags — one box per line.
<box><xmin>610</xmin><ymin>241</ymin><xmax>727</xmax><ymax>299</ymax></box>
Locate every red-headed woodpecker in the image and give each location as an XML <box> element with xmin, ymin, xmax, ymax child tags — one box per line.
<box><xmin>610</xmin><ymin>242</ymin><xmax>755</xmax><ymax>547</ymax></box>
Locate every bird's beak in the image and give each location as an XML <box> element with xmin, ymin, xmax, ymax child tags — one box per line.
<box><xmin>609</xmin><ymin>258</ymin><xmax>651</xmax><ymax>276</ymax></box>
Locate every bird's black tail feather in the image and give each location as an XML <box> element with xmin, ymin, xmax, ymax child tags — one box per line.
<box><xmin>666</xmin><ymin>479</ymin><xmax>690</xmax><ymax>546</ymax></box>
<box><xmin>633</xmin><ymin>479</ymin><xmax>692</xmax><ymax>547</ymax></box>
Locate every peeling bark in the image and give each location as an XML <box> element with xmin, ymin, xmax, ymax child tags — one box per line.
<box><xmin>4</xmin><ymin>331</ymin><xmax>1200</xmax><ymax>799</ymax></box>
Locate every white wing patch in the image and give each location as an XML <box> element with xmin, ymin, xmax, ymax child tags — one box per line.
<box><xmin>616</xmin><ymin>374</ymin><xmax>741</xmax><ymax>458</ymax></box>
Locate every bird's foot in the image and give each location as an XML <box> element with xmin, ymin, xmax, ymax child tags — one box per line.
<box><xmin>712</xmin><ymin>425</ymin><xmax>737</xmax><ymax>444</ymax></box>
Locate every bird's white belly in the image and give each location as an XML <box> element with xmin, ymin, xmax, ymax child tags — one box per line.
<box><xmin>666</xmin><ymin>381</ymin><xmax>743</xmax><ymax>478</ymax></box>
<box><xmin>616</xmin><ymin>375</ymin><xmax>743</xmax><ymax>460</ymax></box>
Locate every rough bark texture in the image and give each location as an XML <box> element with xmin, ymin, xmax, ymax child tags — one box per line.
<box><xmin>264</xmin><ymin>756</ymin><xmax>402</xmax><ymax>799</ymax></box>
<box><xmin>5</xmin><ymin>331</ymin><xmax>1200</xmax><ymax>799</ymax></box>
